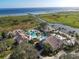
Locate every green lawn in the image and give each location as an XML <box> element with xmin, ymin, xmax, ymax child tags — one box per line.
<box><xmin>38</xmin><ymin>12</ymin><xmax>79</xmax><ymax>28</ymax></box>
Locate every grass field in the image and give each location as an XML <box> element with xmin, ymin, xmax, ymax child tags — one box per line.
<box><xmin>38</xmin><ymin>12</ymin><xmax>79</xmax><ymax>28</ymax></box>
<box><xmin>0</xmin><ymin>15</ymin><xmax>39</xmax><ymax>32</ymax></box>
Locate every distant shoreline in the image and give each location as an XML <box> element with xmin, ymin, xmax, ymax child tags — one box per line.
<box><xmin>0</xmin><ymin>7</ymin><xmax>79</xmax><ymax>17</ymax></box>
<box><xmin>0</xmin><ymin>11</ymin><xmax>79</xmax><ymax>17</ymax></box>
<box><xmin>0</xmin><ymin>12</ymin><xmax>50</xmax><ymax>17</ymax></box>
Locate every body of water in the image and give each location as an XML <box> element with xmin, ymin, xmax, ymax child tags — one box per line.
<box><xmin>0</xmin><ymin>7</ymin><xmax>79</xmax><ymax>16</ymax></box>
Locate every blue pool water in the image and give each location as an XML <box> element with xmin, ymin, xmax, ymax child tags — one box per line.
<box><xmin>26</xmin><ymin>30</ymin><xmax>47</xmax><ymax>41</ymax></box>
<box><xmin>27</xmin><ymin>30</ymin><xmax>37</xmax><ymax>38</ymax></box>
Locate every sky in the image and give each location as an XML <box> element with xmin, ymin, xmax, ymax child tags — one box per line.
<box><xmin>0</xmin><ymin>0</ymin><xmax>79</xmax><ymax>8</ymax></box>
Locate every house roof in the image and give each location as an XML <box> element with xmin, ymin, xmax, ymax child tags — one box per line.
<box><xmin>46</xmin><ymin>35</ymin><xmax>63</xmax><ymax>50</ymax></box>
<box><xmin>13</xmin><ymin>29</ymin><xmax>30</xmax><ymax>43</ymax></box>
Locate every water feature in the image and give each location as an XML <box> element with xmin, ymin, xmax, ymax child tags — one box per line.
<box><xmin>26</xmin><ymin>29</ymin><xmax>47</xmax><ymax>41</ymax></box>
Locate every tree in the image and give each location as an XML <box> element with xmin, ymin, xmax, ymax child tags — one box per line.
<box><xmin>75</xmin><ymin>33</ymin><xmax>79</xmax><ymax>39</ymax></box>
<box><xmin>1</xmin><ymin>32</ymin><xmax>6</xmax><ymax>39</ymax></box>
<box><xmin>40</xmin><ymin>43</ymin><xmax>53</xmax><ymax>56</ymax></box>
<box><xmin>39</xmin><ymin>22</ymin><xmax>47</xmax><ymax>28</ymax></box>
<box><xmin>9</xmin><ymin>41</ymin><xmax>40</xmax><ymax>59</ymax></box>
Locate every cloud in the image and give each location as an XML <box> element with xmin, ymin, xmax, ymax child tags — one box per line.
<box><xmin>58</xmin><ymin>0</ymin><xmax>79</xmax><ymax>7</ymax></box>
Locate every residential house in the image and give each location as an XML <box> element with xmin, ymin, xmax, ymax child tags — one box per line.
<box><xmin>45</xmin><ymin>35</ymin><xmax>63</xmax><ymax>50</ymax></box>
<box><xmin>13</xmin><ymin>29</ymin><xmax>30</xmax><ymax>44</ymax></box>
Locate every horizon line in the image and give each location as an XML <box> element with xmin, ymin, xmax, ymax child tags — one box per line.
<box><xmin>0</xmin><ymin>7</ymin><xmax>79</xmax><ymax>9</ymax></box>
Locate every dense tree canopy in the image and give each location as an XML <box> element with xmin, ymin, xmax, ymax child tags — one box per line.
<box><xmin>9</xmin><ymin>41</ymin><xmax>40</xmax><ymax>59</ymax></box>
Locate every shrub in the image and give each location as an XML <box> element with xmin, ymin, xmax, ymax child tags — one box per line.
<box><xmin>40</xmin><ymin>43</ymin><xmax>53</xmax><ymax>56</ymax></box>
<box><xmin>9</xmin><ymin>41</ymin><xmax>40</xmax><ymax>59</ymax></box>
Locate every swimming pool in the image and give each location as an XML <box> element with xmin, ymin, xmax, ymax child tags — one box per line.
<box><xmin>26</xmin><ymin>29</ymin><xmax>47</xmax><ymax>41</ymax></box>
